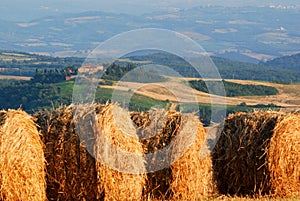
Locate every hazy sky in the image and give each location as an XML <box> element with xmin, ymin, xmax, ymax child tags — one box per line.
<box><xmin>1</xmin><ymin>0</ymin><xmax>299</xmax><ymax>21</ymax></box>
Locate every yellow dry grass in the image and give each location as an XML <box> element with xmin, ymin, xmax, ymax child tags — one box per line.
<box><xmin>102</xmin><ymin>78</ymin><xmax>300</xmax><ymax>108</ymax></box>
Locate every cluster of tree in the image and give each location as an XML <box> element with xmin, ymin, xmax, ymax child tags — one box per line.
<box><xmin>213</xmin><ymin>56</ymin><xmax>299</xmax><ymax>83</ymax></box>
<box><xmin>31</xmin><ymin>66</ymin><xmax>77</xmax><ymax>84</ymax></box>
<box><xmin>32</xmin><ymin>69</ymin><xmax>66</xmax><ymax>84</ymax></box>
<box><xmin>102</xmin><ymin>63</ymin><xmax>137</xmax><ymax>80</ymax></box>
<box><xmin>238</xmin><ymin>102</ymin><xmax>281</xmax><ymax>108</ymax></box>
<box><xmin>128</xmin><ymin>52</ymin><xmax>198</xmax><ymax>77</ymax></box>
<box><xmin>0</xmin><ymin>64</ymin><xmax>79</xmax><ymax>112</ymax></box>
<box><xmin>102</xmin><ymin>62</ymin><xmax>166</xmax><ymax>83</ymax></box>
<box><xmin>189</xmin><ymin>79</ymin><xmax>278</xmax><ymax>97</ymax></box>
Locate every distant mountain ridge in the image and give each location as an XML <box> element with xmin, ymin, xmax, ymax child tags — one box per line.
<box><xmin>0</xmin><ymin>6</ymin><xmax>299</xmax><ymax>62</ymax></box>
<box><xmin>261</xmin><ymin>53</ymin><xmax>300</xmax><ymax>71</ymax></box>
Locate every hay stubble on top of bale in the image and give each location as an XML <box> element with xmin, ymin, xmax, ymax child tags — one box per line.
<box><xmin>212</xmin><ymin>110</ymin><xmax>300</xmax><ymax>198</ymax></box>
<box><xmin>0</xmin><ymin>109</ymin><xmax>46</xmax><ymax>201</ymax></box>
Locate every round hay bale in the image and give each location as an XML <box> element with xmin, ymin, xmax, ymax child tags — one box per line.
<box><xmin>0</xmin><ymin>109</ymin><xmax>46</xmax><ymax>201</ymax></box>
<box><xmin>131</xmin><ymin>109</ymin><xmax>180</xmax><ymax>200</ymax></box>
<box><xmin>171</xmin><ymin>113</ymin><xmax>214</xmax><ymax>200</ymax></box>
<box><xmin>96</xmin><ymin>104</ymin><xmax>146</xmax><ymax>201</ymax></box>
<box><xmin>212</xmin><ymin>110</ymin><xmax>299</xmax><ymax>197</ymax></box>
<box><xmin>130</xmin><ymin>110</ymin><xmax>213</xmax><ymax>200</ymax></box>
<box><xmin>268</xmin><ymin>113</ymin><xmax>300</xmax><ymax>198</ymax></box>
<box><xmin>34</xmin><ymin>105</ymin><xmax>103</xmax><ymax>201</ymax></box>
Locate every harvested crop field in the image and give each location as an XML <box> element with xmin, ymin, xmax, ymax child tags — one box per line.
<box><xmin>101</xmin><ymin>78</ymin><xmax>300</xmax><ymax>108</ymax></box>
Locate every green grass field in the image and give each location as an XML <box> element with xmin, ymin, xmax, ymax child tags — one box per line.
<box><xmin>55</xmin><ymin>81</ymin><xmax>167</xmax><ymax>111</ymax></box>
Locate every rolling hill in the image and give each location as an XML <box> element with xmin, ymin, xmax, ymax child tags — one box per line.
<box><xmin>1</xmin><ymin>50</ymin><xmax>300</xmax><ymax>83</ymax></box>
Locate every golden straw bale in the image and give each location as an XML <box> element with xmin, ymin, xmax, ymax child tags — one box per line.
<box><xmin>268</xmin><ymin>113</ymin><xmax>300</xmax><ymax>198</ymax></box>
<box><xmin>0</xmin><ymin>109</ymin><xmax>46</xmax><ymax>201</ymax></box>
<box><xmin>171</xmin><ymin>113</ymin><xmax>213</xmax><ymax>200</ymax></box>
<box><xmin>96</xmin><ymin>104</ymin><xmax>146</xmax><ymax>201</ymax></box>
<box><xmin>131</xmin><ymin>110</ymin><xmax>213</xmax><ymax>200</ymax></box>
<box><xmin>212</xmin><ymin>110</ymin><xmax>300</xmax><ymax>197</ymax></box>
<box><xmin>131</xmin><ymin>109</ymin><xmax>180</xmax><ymax>200</ymax></box>
<box><xmin>35</xmin><ymin>105</ymin><xmax>103</xmax><ymax>201</ymax></box>
<box><xmin>212</xmin><ymin>111</ymin><xmax>283</xmax><ymax>196</ymax></box>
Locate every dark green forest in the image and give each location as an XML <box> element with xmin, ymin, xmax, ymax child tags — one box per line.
<box><xmin>0</xmin><ymin>81</ymin><xmax>69</xmax><ymax>112</ymax></box>
<box><xmin>189</xmin><ymin>79</ymin><xmax>279</xmax><ymax>97</ymax></box>
<box><xmin>102</xmin><ymin>62</ymin><xmax>166</xmax><ymax>83</ymax></box>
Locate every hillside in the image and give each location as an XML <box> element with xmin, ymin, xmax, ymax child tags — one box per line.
<box><xmin>127</xmin><ymin>52</ymin><xmax>300</xmax><ymax>83</ymax></box>
<box><xmin>261</xmin><ymin>53</ymin><xmax>300</xmax><ymax>71</ymax></box>
<box><xmin>1</xmin><ymin>50</ymin><xmax>300</xmax><ymax>83</ymax></box>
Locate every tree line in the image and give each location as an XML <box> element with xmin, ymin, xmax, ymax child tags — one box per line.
<box><xmin>189</xmin><ymin>79</ymin><xmax>279</xmax><ymax>97</ymax></box>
